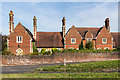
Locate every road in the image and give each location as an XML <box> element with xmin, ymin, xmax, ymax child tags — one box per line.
<box><xmin>2</xmin><ymin>63</ymin><xmax>66</xmax><ymax>74</ymax></box>
<box><xmin>2</xmin><ymin>62</ymin><xmax>89</xmax><ymax>74</ymax></box>
<box><xmin>2</xmin><ymin>61</ymin><xmax>118</xmax><ymax>74</ymax></box>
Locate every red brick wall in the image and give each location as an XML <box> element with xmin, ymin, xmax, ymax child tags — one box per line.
<box><xmin>64</xmin><ymin>26</ymin><xmax>113</xmax><ymax>50</ymax></box>
<box><xmin>83</xmin><ymin>31</ymin><xmax>94</xmax><ymax>47</ymax></box>
<box><xmin>96</xmin><ymin>45</ymin><xmax>113</xmax><ymax>50</ymax></box>
<box><xmin>85</xmin><ymin>31</ymin><xmax>93</xmax><ymax>38</ymax></box>
<box><xmin>9</xmin><ymin>23</ymin><xmax>32</xmax><ymax>55</ymax></box>
<box><xmin>95</xmin><ymin>26</ymin><xmax>113</xmax><ymax>50</ymax></box>
<box><xmin>65</xmin><ymin>26</ymin><xmax>82</xmax><ymax>49</ymax></box>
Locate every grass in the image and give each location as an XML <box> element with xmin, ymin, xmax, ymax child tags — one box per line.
<box><xmin>36</xmin><ymin>60</ymin><xmax>119</xmax><ymax>72</ymax></box>
<box><xmin>2</xmin><ymin>60</ymin><xmax>119</xmax><ymax>79</ymax></box>
<box><xmin>2</xmin><ymin>72</ymin><xmax>120</xmax><ymax>78</ymax></box>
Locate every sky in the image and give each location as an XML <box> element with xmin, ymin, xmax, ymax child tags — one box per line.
<box><xmin>1</xmin><ymin>1</ymin><xmax>119</xmax><ymax>35</ymax></box>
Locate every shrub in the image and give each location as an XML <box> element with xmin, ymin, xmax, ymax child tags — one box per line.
<box><xmin>30</xmin><ymin>52</ymin><xmax>39</xmax><ymax>55</ymax></box>
<box><xmin>40</xmin><ymin>49</ymin><xmax>46</xmax><ymax>55</ymax></box>
<box><xmin>79</xmin><ymin>41</ymin><xmax>84</xmax><ymax>50</ymax></box>
<box><xmin>62</xmin><ymin>49</ymin><xmax>79</xmax><ymax>53</ymax></box>
<box><xmin>39</xmin><ymin>49</ymin><xmax>52</xmax><ymax>55</ymax></box>
<box><xmin>2</xmin><ymin>50</ymin><xmax>12</xmax><ymax>55</ymax></box>
<box><xmin>85</xmin><ymin>41</ymin><xmax>94</xmax><ymax>49</ymax></box>
<box><xmin>43</xmin><ymin>51</ymin><xmax>51</xmax><ymax>55</ymax></box>
<box><xmin>33</xmin><ymin>42</ymin><xmax>38</xmax><ymax>53</ymax></box>
<box><xmin>52</xmin><ymin>48</ymin><xmax>61</xmax><ymax>54</ymax></box>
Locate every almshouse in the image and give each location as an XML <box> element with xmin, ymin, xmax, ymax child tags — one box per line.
<box><xmin>7</xmin><ymin>11</ymin><xmax>120</xmax><ymax>55</ymax></box>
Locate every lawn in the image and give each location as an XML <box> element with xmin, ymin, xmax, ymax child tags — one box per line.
<box><xmin>2</xmin><ymin>60</ymin><xmax>119</xmax><ymax>79</ymax></box>
<box><xmin>36</xmin><ymin>60</ymin><xmax>119</xmax><ymax>72</ymax></box>
<box><xmin>2</xmin><ymin>72</ymin><xmax>120</xmax><ymax>78</ymax></box>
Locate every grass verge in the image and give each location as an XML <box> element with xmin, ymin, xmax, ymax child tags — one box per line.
<box><xmin>36</xmin><ymin>60</ymin><xmax>119</xmax><ymax>72</ymax></box>
<box><xmin>2</xmin><ymin>72</ymin><xmax>120</xmax><ymax>78</ymax></box>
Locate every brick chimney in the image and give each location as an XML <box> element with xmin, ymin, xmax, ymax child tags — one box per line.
<box><xmin>62</xmin><ymin>17</ymin><xmax>66</xmax><ymax>38</ymax></box>
<box><xmin>9</xmin><ymin>11</ymin><xmax>14</xmax><ymax>34</ymax></box>
<box><xmin>33</xmin><ymin>16</ymin><xmax>37</xmax><ymax>40</ymax></box>
<box><xmin>105</xmin><ymin>18</ymin><xmax>110</xmax><ymax>32</ymax></box>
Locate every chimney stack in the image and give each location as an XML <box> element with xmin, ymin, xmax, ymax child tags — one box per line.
<box><xmin>9</xmin><ymin>11</ymin><xmax>14</xmax><ymax>34</ymax></box>
<box><xmin>33</xmin><ymin>16</ymin><xmax>37</xmax><ymax>40</ymax></box>
<box><xmin>62</xmin><ymin>17</ymin><xmax>66</xmax><ymax>38</ymax></box>
<box><xmin>105</xmin><ymin>18</ymin><xmax>110</xmax><ymax>32</ymax></box>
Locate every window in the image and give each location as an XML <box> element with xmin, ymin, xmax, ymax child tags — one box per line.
<box><xmin>104</xmin><ymin>47</ymin><xmax>109</xmax><ymax>50</ymax></box>
<box><xmin>102</xmin><ymin>38</ymin><xmax>107</xmax><ymax>44</ymax></box>
<box><xmin>57</xmin><ymin>48</ymin><xmax>61</xmax><ymax>50</ymax></box>
<box><xmin>68</xmin><ymin>47</ymin><xmax>74</xmax><ymax>49</ymax></box>
<box><xmin>97</xmin><ymin>47</ymin><xmax>101</xmax><ymax>50</ymax></box>
<box><xmin>87</xmin><ymin>38</ymin><xmax>92</xmax><ymax>42</ymax></box>
<box><xmin>16</xmin><ymin>36</ymin><xmax>23</xmax><ymax>43</ymax></box>
<box><xmin>71</xmin><ymin>38</ymin><xmax>76</xmax><ymax>44</ymax></box>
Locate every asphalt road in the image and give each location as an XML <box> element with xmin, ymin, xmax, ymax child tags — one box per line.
<box><xmin>2</xmin><ymin>62</ymin><xmax>88</xmax><ymax>74</ymax></box>
<box><xmin>2</xmin><ymin>61</ymin><xmax>118</xmax><ymax>74</ymax></box>
<box><xmin>2</xmin><ymin>63</ymin><xmax>67</xmax><ymax>74</ymax></box>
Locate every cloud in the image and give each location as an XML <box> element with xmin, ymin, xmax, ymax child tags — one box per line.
<box><xmin>1</xmin><ymin>0</ymin><xmax>119</xmax><ymax>2</ymax></box>
<box><xmin>2</xmin><ymin>2</ymin><xmax>118</xmax><ymax>35</ymax></box>
<box><xmin>0</xmin><ymin>2</ymin><xmax>2</xmax><ymax>33</ymax></box>
<box><xmin>64</xmin><ymin>2</ymin><xmax>118</xmax><ymax>32</ymax></box>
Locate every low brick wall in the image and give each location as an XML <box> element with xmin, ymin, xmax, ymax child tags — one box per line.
<box><xmin>2</xmin><ymin>52</ymin><xmax>119</xmax><ymax>66</ymax></box>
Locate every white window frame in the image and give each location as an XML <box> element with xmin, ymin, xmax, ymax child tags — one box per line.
<box><xmin>16</xmin><ymin>36</ymin><xmax>23</xmax><ymax>43</ymax></box>
<box><xmin>104</xmin><ymin>47</ymin><xmax>109</xmax><ymax>50</ymax></box>
<box><xmin>102</xmin><ymin>38</ymin><xmax>107</xmax><ymax>44</ymax></box>
<box><xmin>87</xmin><ymin>38</ymin><xmax>92</xmax><ymax>42</ymax></box>
<box><xmin>97</xmin><ymin>47</ymin><xmax>101</xmax><ymax>50</ymax></box>
<box><xmin>68</xmin><ymin>47</ymin><xmax>74</xmax><ymax>49</ymax></box>
<box><xmin>57</xmin><ymin>48</ymin><xmax>61</xmax><ymax>50</ymax></box>
<box><xmin>71</xmin><ymin>38</ymin><xmax>76</xmax><ymax>44</ymax></box>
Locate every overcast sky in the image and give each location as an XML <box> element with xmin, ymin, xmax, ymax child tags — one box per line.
<box><xmin>1</xmin><ymin>1</ymin><xmax>119</xmax><ymax>35</ymax></box>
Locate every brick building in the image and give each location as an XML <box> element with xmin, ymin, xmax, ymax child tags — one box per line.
<box><xmin>7</xmin><ymin>11</ymin><xmax>120</xmax><ymax>55</ymax></box>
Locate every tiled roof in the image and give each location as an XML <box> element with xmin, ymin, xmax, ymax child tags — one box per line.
<box><xmin>76</xmin><ymin>27</ymin><xmax>101</xmax><ymax>38</ymax></box>
<box><xmin>35</xmin><ymin>32</ymin><xmax>64</xmax><ymax>48</ymax></box>
<box><xmin>22</xmin><ymin>25</ymin><xmax>35</xmax><ymax>42</ymax></box>
<box><xmin>111</xmin><ymin>32</ymin><xmax>120</xmax><ymax>47</ymax></box>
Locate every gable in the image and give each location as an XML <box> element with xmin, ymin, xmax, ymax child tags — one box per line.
<box><xmin>96</xmin><ymin>26</ymin><xmax>113</xmax><ymax>44</ymax></box>
<box><xmin>65</xmin><ymin>25</ymin><xmax>82</xmax><ymax>39</ymax></box>
<box><xmin>84</xmin><ymin>31</ymin><xmax>93</xmax><ymax>39</ymax></box>
<box><xmin>9</xmin><ymin>22</ymin><xmax>35</xmax><ymax>42</ymax></box>
<box><xmin>65</xmin><ymin>25</ymin><xmax>82</xmax><ymax>44</ymax></box>
<box><xmin>76</xmin><ymin>27</ymin><xmax>100</xmax><ymax>39</ymax></box>
<box><xmin>96</xmin><ymin>26</ymin><xmax>112</xmax><ymax>39</ymax></box>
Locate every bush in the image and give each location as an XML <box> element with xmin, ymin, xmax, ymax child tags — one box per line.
<box><xmin>33</xmin><ymin>42</ymin><xmax>38</xmax><ymax>53</ymax></box>
<box><xmin>85</xmin><ymin>41</ymin><xmax>94</xmax><ymax>49</ymax></box>
<box><xmin>52</xmin><ymin>48</ymin><xmax>61</xmax><ymax>54</ymax></box>
<box><xmin>43</xmin><ymin>51</ymin><xmax>51</xmax><ymax>55</ymax></box>
<box><xmin>39</xmin><ymin>49</ymin><xmax>52</xmax><ymax>55</ymax></box>
<box><xmin>40</xmin><ymin>49</ymin><xmax>46</xmax><ymax>55</ymax></box>
<box><xmin>79</xmin><ymin>41</ymin><xmax>84</xmax><ymax>50</ymax></box>
<box><xmin>62</xmin><ymin>49</ymin><xmax>79</xmax><ymax>53</ymax></box>
<box><xmin>30</xmin><ymin>52</ymin><xmax>39</xmax><ymax>55</ymax></box>
<box><xmin>2</xmin><ymin>50</ymin><xmax>12</xmax><ymax>55</ymax></box>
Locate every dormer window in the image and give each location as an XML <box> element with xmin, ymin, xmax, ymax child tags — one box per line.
<box><xmin>87</xmin><ymin>38</ymin><xmax>92</xmax><ymax>42</ymax></box>
<box><xmin>102</xmin><ymin>38</ymin><xmax>107</xmax><ymax>44</ymax></box>
<box><xmin>71</xmin><ymin>38</ymin><xmax>76</xmax><ymax>44</ymax></box>
<box><xmin>16</xmin><ymin>36</ymin><xmax>23</xmax><ymax>43</ymax></box>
